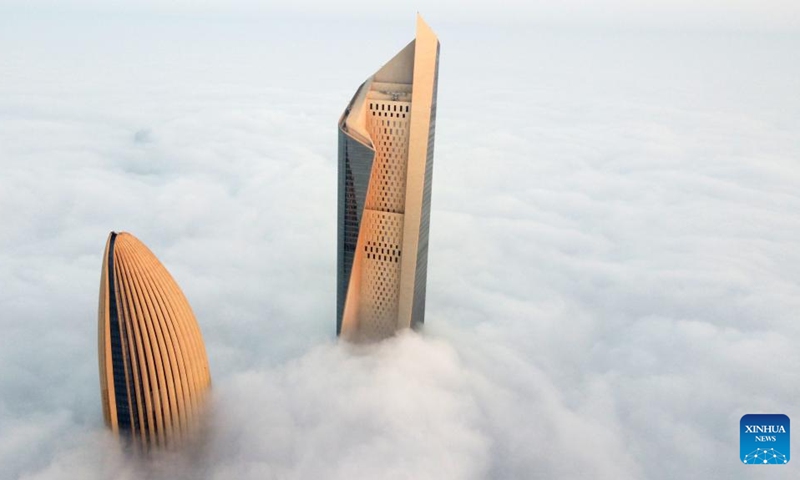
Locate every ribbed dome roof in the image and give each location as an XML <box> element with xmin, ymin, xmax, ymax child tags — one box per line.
<box><xmin>98</xmin><ymin>232</ymin><xmax>211</xmax><ymax>447</ymax></box>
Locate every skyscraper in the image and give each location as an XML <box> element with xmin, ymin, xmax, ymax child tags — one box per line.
<box><xmin>98</xmin><ymin>232</ymin><xmax>211</xmax><ymax>446</ymax></box>
<box><xmin>337</xmin><ymin>15</ymin><xmax>440</xmax><ymax>340</ymax></box>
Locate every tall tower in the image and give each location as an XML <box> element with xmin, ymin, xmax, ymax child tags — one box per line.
<box><xmin>98</xmin><ymin>232</ymin><xmax>211</xmax><ymax>446</ymax></box>
<box><xmin>337</xmin><ymin>15</ymin><xmax>440</xmax><ymax>340</ymax></box>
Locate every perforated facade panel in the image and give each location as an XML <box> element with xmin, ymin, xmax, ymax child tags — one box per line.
<box><xmin>357</xmin><ymin>211</ymin><xmax>404</xmax><ymax>338</ymax></box>
<box><xmin>365</xmin><ymin>99</ymin><xmax>411</xmax><ymax>213</ymax></box>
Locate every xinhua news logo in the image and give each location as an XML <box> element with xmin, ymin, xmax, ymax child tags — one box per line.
<box><xmin>740</xmin><ymin>414</ymin><xmax>790</xmax><ymax>465</ymax></box>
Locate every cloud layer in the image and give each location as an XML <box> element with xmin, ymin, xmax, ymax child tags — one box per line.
<box><xmin>1</xmin><ymin>14</ymin><xmax>799</xmax><ymax>480</ymax></box>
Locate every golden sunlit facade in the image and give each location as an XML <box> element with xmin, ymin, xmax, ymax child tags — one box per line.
<box><xmin>337</xmin><ymin>15</ymin><xmax>440</xmax><ymax>340</ymax></box>
<box><xmin>98</xmin><ymin>232</ymin><xmax>211</xmax><ymax>446</ymax></box>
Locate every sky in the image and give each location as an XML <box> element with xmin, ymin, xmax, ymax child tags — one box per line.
<box><xmin>2</xmin><ymin>1</ymin><xmax>800</xmax><ymax>30</ymax></box>
<box><xmin>1</xmin><ymin>3</ymin><xmax>800</xmax><ymax>480</ymax></box>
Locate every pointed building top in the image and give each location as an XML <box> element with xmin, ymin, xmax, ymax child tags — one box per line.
<box><xmin>415</xmin><ymin>13</ymin><xmax>438</xmax><ymax>46</ymax></box>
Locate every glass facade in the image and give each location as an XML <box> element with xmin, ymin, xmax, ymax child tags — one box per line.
<box><xmin>337</xmin><ymin>111</ymin><xmax>374</xmax><ymax>334</ymax></box>
<box><xmin>107</xmin><ymin>233</ymin><xmax>136</xmax><ymax>432</ymax></box>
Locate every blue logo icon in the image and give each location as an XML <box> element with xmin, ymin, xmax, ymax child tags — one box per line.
<box><xmin>740</xmin><ymin>414</ymin><xmax>790</xmax><ymax>464</ymax></box>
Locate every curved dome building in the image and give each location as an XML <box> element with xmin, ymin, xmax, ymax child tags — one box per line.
<box><xmin>98</xmin><ymin>232</ymin><xmax>211</xmax><ymax>446</ymax></box>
